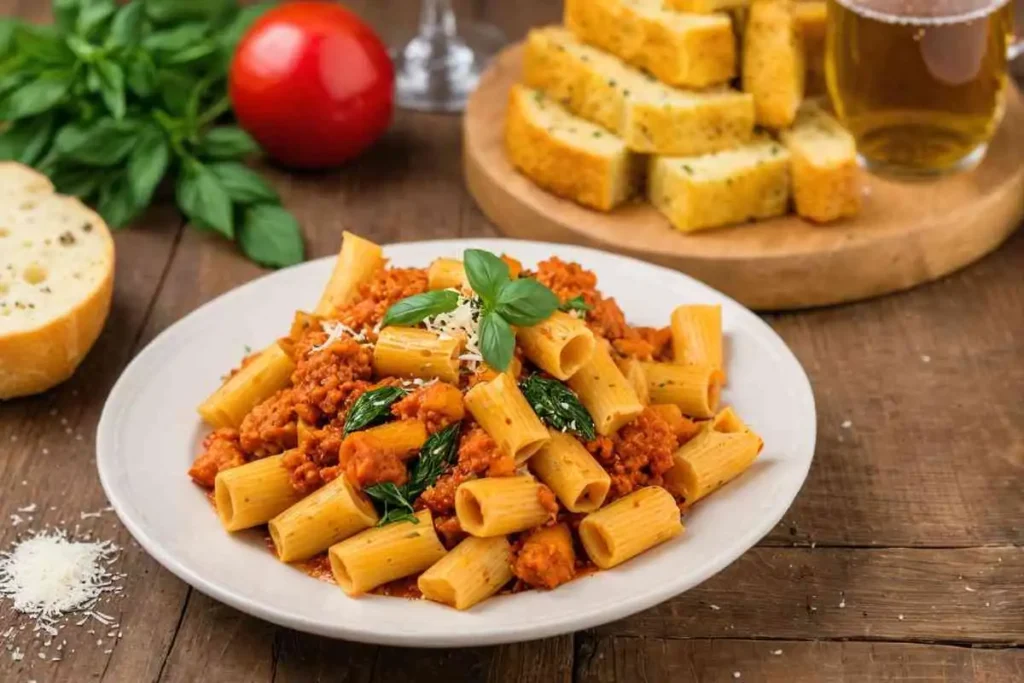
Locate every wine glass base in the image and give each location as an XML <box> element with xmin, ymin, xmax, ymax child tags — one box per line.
<box><xmin>858</xmin><ymin>143</ymin><xmax>988</xmax><ymax>177</ymax></box>
<box><xmin>391</xmin><ymin>23</ymin><xmax>506</xmax><ymax>114</ymax></box>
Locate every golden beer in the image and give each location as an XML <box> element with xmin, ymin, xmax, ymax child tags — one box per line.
<box><xmin>826</xmin><ymin>0</ymin><xmax>1014</xmax><ymax>173</ymax></box>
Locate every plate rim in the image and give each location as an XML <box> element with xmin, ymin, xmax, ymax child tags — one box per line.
<box><xmin>97</xmin><ymin>237</ymin><xmax>817</xmax><ymax>647</ymax></box>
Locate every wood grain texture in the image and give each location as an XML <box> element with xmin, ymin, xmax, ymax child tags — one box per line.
<box><xmin>0</xmin><ymin>0</ymin><xmax>1022</xmax><ymax>682</ymax></box>
<box><xmin>465</xmin><ymin>44</ymin><xmax>1024</xmax><ymax>310</ymax></box>
<box><xmin>574</xmin><ymin>635</ymin><xmax>1024</xmax><ymax>683</ymax></box>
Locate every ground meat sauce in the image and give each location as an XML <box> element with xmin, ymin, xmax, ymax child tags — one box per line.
<box><xmin>238</xmin><ymin>388</ymin><xmax>299</xmax><ymax>458</ymax></box>
<box><xmin>512</xmin><ymin>524</ymin><xmax>576</xmax><ymax>590</ymax></box>
<box><xmin>290</xmin><ymin>336</ymin><xmax>374</xmax><ymax>425</ymax></box>
<box><xmin>332</xmin><ymin>267</ymin><xmax>428</xmax><ymax>333</ymax></box>
<box><xmin>188</xmin><ymin>428</ymin><xmax>245</xmax><ymax>487</ymax></box>
<box><xmin>391</xmin><ymin>382</ymin><xmax>465</xmax><ymax>433</ymax></box>
<box><xmin>418</xmin><ymin>422</ymin><xmax>515</xmax><ymax>519</ymax></box>
<box><xmin>588</xmin><ymin>407</ymin><xmax>678</xmax><ymax>499</ymax></box>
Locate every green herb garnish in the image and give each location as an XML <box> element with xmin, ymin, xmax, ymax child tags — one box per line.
<box><xmin>520</xmin><ymin>375</ymin><xmax>596</xmax><ymax>441</ymax></box>
<box><xmin>364</xmin><ymin>422</ymin><xmax>461</xmax><ymax>525</ymax></box>
<box><xmin>380</xmin><ymin>289</ymin><xmax>460</xmax><ymax>327</ymax></box>
<box><xmin>343</xmin><ymin>386</ymin><xmax>408</xmax><ymax>436</ymax></box>
<box><xmin>558</xmin><ymin>295</ymin><xmax>592</xmax><ymax>314</ymax></box>
<box><xmin>0</xmin><ymin>0</ymin><xmax>303</xmax><ymax>268</ymax></box>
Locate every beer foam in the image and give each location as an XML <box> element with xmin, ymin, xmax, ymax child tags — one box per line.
<box><xmin>833</xmin><ymin>0</ymin><xmax>1010</xmax><ymax>26</ymax></box>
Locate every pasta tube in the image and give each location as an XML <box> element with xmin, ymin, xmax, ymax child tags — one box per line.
<box><xmin>373</xmin><ymin>327</ymin><xmax>463</xmax><ymax>384</ymax></box>
<box><xmin>418</xmin><ymin>536</ymin><xmax>513</xmax><ymax>610</ymax></box>
<box><xmin>268</xmin><ymin>475</ymin><xmax>379</xmax><ymax>562</ymax></box>
<box><xmin>455</xmin><ymin>475</ymin><xmax>554</xmax><ymax>537</ymax></box>
<box><xmin>198</xmin><ymin>343</ymin><xmax>295</xmax><ymax>429</ymax></box>
<box><xmin>671</xmin><ymin>304</ymin><xmax>724</xmax><ymax>380</ymax></box>
<box><xmin>427</xmin><ymin>258</ymin><xmax>467</xmax><ymax>290</ymax></box>
<box><xmin>530</xmin><ymin>429</ymin><xmax>611</xmax><ymax>513</ymax></box>
<box><xmin>664</xmin><ymin>407</ymin><xmax>763</xmax><ymax>504</ymax></box>
<box><xmin>640</xmin><ymin>361</ymin><xmax>722</xmax><ymax>418</ymax></box>
<box><xmin>342</xmin><ymin>419</ymin><xmax>429</xmax><ymax>462</ymax></box>
<box><xmin>315</xmin><ymin>231</ymin><xmax>384</xmax><ymax>315</ymax></box>
<box><xmin>567</xmin><ymin>343</ymin><xmax>644</xmax><ymax>436</ymax></box>
<box><xmin>328</xmin><ymin>509</ymin><xmax>447</xmax><ymax>595</ymax></box>
<box><xmin>578</xmin><ymin>486</ymin><xmax>683</xmax><ymax>569</ymax></box>
<box><xmin>517</xmin><ymin>311</ymin><xmax>596</xmax><ymax>380</ymax></box>
<box><xmin>464</xmin><ymin>373</ymin><xmax>550</xmax><ymax>465</ymax></box>
<box><xmin>616</xmin><ymin>357</ymin><xmax>650</xmax><ymax>406</ymax></box>
<box><xmin>214</xmin><ymin>454</ymin><xmax>302</xmax><ymax>532</ymax></box>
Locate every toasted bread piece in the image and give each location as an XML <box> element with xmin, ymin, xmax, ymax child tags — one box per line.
<box><xmin>780</xmin><ymin>101</ymin><xmax>861</xmax><ymax>223</ymax></box>
<box><xmin>649</xmin><ymin>139</ymin><xmax>791</xmax><ymax>232</ymax></box>
<box><xmin>523</xmin><ymin>26</ymin><xmax>754</xmax><ymax>156</ymax></box>
<box><xmin>796</xmin><ymin>1</ymin><xmax>827</xmax><ymax>95</ymax></box>
<box><xmin>505</xmin><ymin>85</ymin><xmax>643</xmax><ymax>211</ymax></box>
<box><xmin>665</xmin><ymin>0</ymin><xmax>749</xmax><ymax>12</ymax></box>
<box><xmin>0</xmin><ymin>172</ymin><xmax>115</xmax><ymax>399</ymax></box>
<box><xmin>564</xmin><ymin>0</ymin><xmax>736</xmax><ymax>88</ymax></box>
<box><xmin>742</xmin><ymin>0</ymin><xmax>806</xmax><ymax>128</ymax></box>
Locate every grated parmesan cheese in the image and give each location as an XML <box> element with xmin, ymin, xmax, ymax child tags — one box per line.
<box><xmin>0</xmin><ymin>531</ymin><xmax>118</xmax><ymax>630</ymax></box>
<box><xmin>424</xmin><ymin>293</ymin><xmax>484</xmax><ymax>370</ymax></box>
<box><xmin>309</xmin><ymin>320</ymin><xmax>369</xmax><ymax>354</ymax></box>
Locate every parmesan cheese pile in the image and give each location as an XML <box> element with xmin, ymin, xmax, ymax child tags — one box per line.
<box><xmin>424</xmin><ymin>293</ymin><xmax>484</xmax><ymax>369</ymax></box>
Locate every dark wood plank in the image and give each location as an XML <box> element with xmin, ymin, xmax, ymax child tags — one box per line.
<box><xmin>598</xmin><ymin>547</ymin><xmax>1023</xmax><ymax>643</ymax></box>
<box><xmin>574</xmin><ymin>635</ymin><xmax>1024</xmax><ymax>683</ymax></box>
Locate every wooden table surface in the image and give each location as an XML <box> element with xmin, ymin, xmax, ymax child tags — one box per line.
<box><xmin>2</xmin><ymin>1</ymin><xmax>1022</xmax><ymax>681</ymax></box>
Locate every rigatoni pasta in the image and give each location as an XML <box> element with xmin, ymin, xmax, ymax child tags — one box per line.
<box><xmin>640</xmin><ymin>361</ymin><xmax>723</xmax><ymax>418</ymax></box>
<box><xmin>464</xmin><ymin>372</ymin><xmax>550</xmax><ymax>465</ymax></box>
<box><xmin>455</xmin><ymin>475</ymin><xmax>554</xmax><ymax>536</ymax></box>
<box><xmin>578</xmin><ymin>486</ymin><xmax>683</xmax><ymax>569</ymax></box>
<box><xmin>418</xmin><ymin>536</ymin><xmax>513</xmax><ymax>609</ymax></box>
<box><xmin>517</xmin><ymin>311</ymin><xmax>596</xmax><ymax>380</ymax></box>
<box><xmin>189</xmin><ymin>232</ymin><xmax>765</xmax><ymax>611</ymax></box>
<box><xmin>664</xmin><ymin>407</ymin><xmax>763</xmax><ymax>504</ymax></box>
<box><xmin>373</xmin><ymin>327</ymin><xmax>463</xmax><ymax>383</ymax></box>
<box><xmin>530</xmin><ymin>429</ymin><xmax>611</xmax><ymax>512</ymax></box>
<box><xmin>215</xmin><ymin>454</ymin><xmax>303</xmax><ymax>532</ymax></box>
<box><xmin>568</xmin><ymin>342</ymin><xmax>644</xmax><ymax>435</ymax></box>
<box><xmin>328</xmin><ymin>509</ymin><xmax>447</xmax><ymax>595</ymax></box>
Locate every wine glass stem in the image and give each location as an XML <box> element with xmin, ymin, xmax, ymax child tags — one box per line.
<box><xmin>419</xmin><ymin>0</ymin><xmax>458</xmax><ymax>40</ymax></box>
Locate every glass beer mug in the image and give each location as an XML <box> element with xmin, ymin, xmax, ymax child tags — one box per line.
<box><xmin>826</xmin><ymin>0</ymin><xmax>1023</xmax><ymax>174</ymax></box>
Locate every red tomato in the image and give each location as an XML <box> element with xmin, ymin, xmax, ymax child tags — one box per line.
<box><xmin>229</xmin><ymin>2</ymin><xmax>394</xmax><ymax>169</ymax></box>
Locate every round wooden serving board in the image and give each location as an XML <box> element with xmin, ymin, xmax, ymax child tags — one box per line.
<box><xmin>464</xmin><ymin>44</ymin><xmax>1024</xmax><ymax>311</ymax></box>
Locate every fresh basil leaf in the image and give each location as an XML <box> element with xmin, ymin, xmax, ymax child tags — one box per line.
<box><xmin>381</xmin><ymin>290</ymin><xmax>460</xmax><ymax>327</ymax></box>
<box><xmin>54</xmin><ymin>117</ymin><xmax>139</xmax><ymax>166</ymax></box>
<box><xmin>0</xmin><ymin>113</ymin><xmax>55</xmax><ymax>165</ymax></box>
<box><xmin>15</xmin><ymin>25</ymin><xmax>73</xmax><ymax>66</ymax></box>
<box><xmin>97</xmin><ymin>174</ymin><xmax>141</xmax><ymax>229</ymax></box>
<box><xmin>50</xmin><ymin>165</ymin><xmax>102</xmax><ymax>198</ymax></box>
<box><xmin>238</xmin><ymin>204</ymin><xmax>304</xmax><ymax>268</ymax></box>
<box><xmin>66</xmin><ymin>34</ymin><xmax>100</xmax><ymax>60</ymax></box>
<box><xmin>219</xmin><ymin>2</ymin><xmax>274</xmax><ymax>55</ymax></box>
<box><xmin>0</xmin><ymin>20</ymin><xmax>22</xmax><ymax>59</ymax></box>
<box><xmin>0</xmin><ymin>73</ymin><xmax>71</xmax><ymax>120</ymax></box>
<box><xmin>145</xmin><ymin>0</ymin><xmax>232</xmax><ymax>25</ymax></box>
<box><xmin>479</xmin><ymin>310</ymin><xmax>515</xmax><ymax>372</ymax></box>
<box><xmin>125</xmin><ymin>55</ymin><xmax>157</xmax><ymax>97</ymax></box>
<box><xmin>406</xmin><ymin>422</ymin><xmax>461</xmax><ymax>498</ymax></box>
<box><xmin>94</xmin><ymin>60</ymin><xmax>125</xmax><ymax>119</ymax></box>
<box><xmin>208</xmin><ymin>162</ymin><xmax>277</xmax><ymax>203</ymax></box>
<box><xmin>495</xmin><ymin>278</ymin><xmax>560</xmax><ymax>327</ymax></box>
<box><xmin>142</xmin><ymin>22</ymin><xmax>209</xmax><ymax>54</ymax></box>
<box><xmin>463</xmin><ymin>249</ymin><xmax>510</xmax><ymax>305</ymax></box>
<box><xmin>199</xmin><ymin>126</ymin><xmax>259</xmax><ymax>160</ymax></box>
<box><xmin>0</xmin><ymin>70</ymin><xmax>25</xmax><ymax>98</ymax></box>
<box><xmin>363</xmin><ymin>482</ymin><xmax>418</xmax><ymax>526</ymax></box>
<box><xmin>156</xmin><ymin>70</ymin><xmax>194</xmax><ymax>115</ymax></box>
<box><xmin>167</xmin><ymin>41</ymin><xmax>218</xmax><ymax>65</ymax></box>
<box><xmin>559</xmin><ymin>295</ymin><xmax>592</xmax><ymax>314</ymax></box>
<box><xmin>176</xmin><ymin>162</ymin><xmax>234</xmax><ymax>238</ymax></box>
<box><xmin>106</xmin><ymin>3</ymin><xmax>145</xmax><ymax>49</ymax></box>
<box><xmin>344</xmin><ymin>386</ymin><xmax>408</xmax><ymax>435</ymax></box>
<box><xmin>520</xmin><ymin>374</ymin><xmax>596</xmax><ymax>441</ymax></box>
<box><xmin>53</xmin><ymin>0</ymin><xmax>81</xmax><ymax>36</ymax></box>
<box><xmin>76</xmin><ymin>0</ymin><xmax>116</xmax><ymax>38</ymax></box>
<box><xmin>128</xmin><ymin>125</ymin><xmax>169</xmax><ymax>206</ymax></box>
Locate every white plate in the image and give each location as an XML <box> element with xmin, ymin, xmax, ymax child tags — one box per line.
<box><xmin>97</xmin><ymin>239</ymin><xmax>816</xmax><ymax>647</ymax></box>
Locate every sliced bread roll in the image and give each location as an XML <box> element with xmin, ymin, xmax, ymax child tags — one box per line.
<box><xmin>523</xmin><ymin>26</ymin><xmax>754</xmax><ymax>156</ymax></box>
<box><xmin>505</xmin><ymin>85</ymin><xmax>644</xmax><ymax>211</ymax></box>
<box><xmin>742</xmin><ymin>0</ymin><xmax>806</xmax><ymax>128</ymax></box>
<box><xmin>0</xmin><ymin>170</ymin><xmax>115</xmax><ymax>399</ymax></box>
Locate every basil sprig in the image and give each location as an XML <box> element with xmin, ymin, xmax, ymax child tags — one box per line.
<box><xmin>380</xmin><ymin>249</ymin><xmax>560</xmax><ymax>371</ymax></box>
<box><xmin>364</xmin><ymin>422</ymin><xmax>461</xmax><ymax>525</ymax></box>
<box><xmin>343</xmin><ymin>386</ymin><xmax>408</xmax><ymax>435</ymax></box>
<box><xmin>0</xmin><ymin>0</ymin><xmax>303</xmax><ymax>268</ymax></box>
<box><xmin>559</xmin><ymin>295</ymin><xmax>592</xmax><ymax>314</ymax></box>
<box><xmin>520</xmin><ymin>374</ymin><xmax>596</xmax><ymax>441</ymax></box>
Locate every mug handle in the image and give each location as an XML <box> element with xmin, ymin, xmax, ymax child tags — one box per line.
<box><xmin>1013</xmin><ymin>0</ymin><xmax>1024</xmax><ymax>59</ymax></box>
